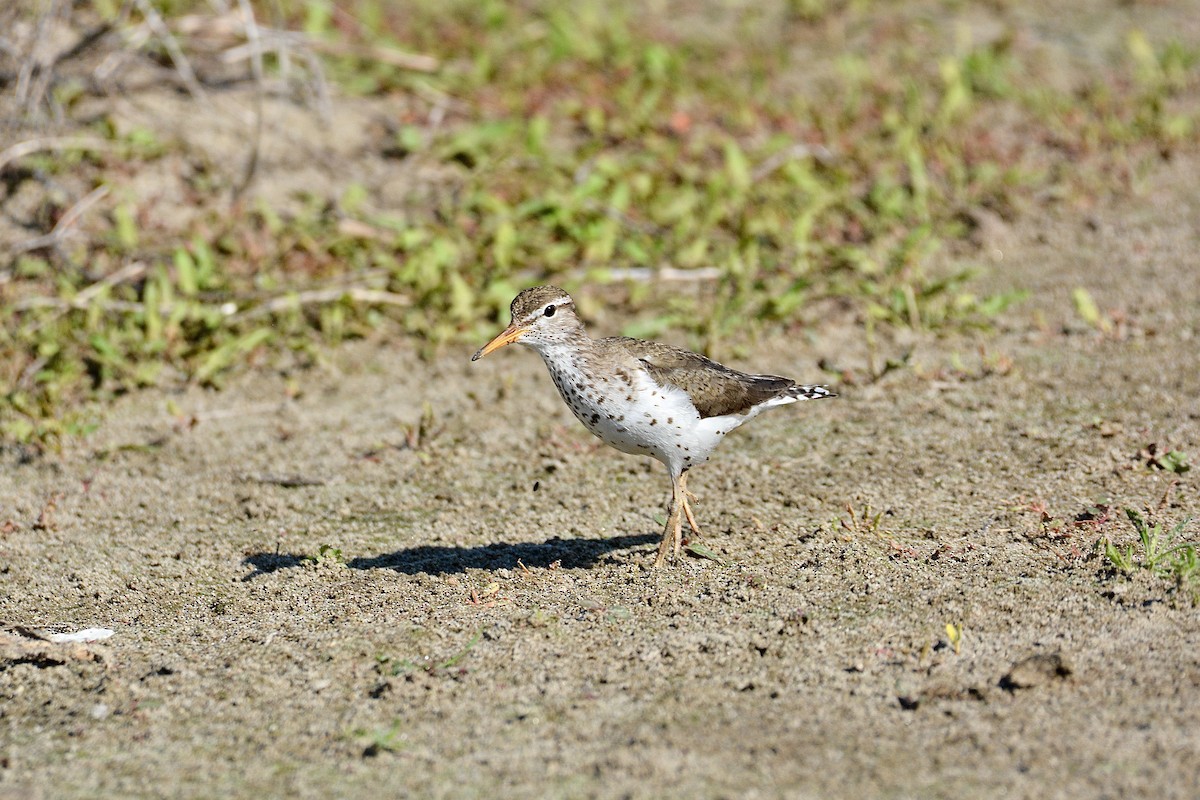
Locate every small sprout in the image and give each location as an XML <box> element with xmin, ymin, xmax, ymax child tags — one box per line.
<box><xmin>361</xmin><ymin>721</ymin><xmax>408</xmax><ymax>757</ymax></box>
<box><xmin>1157</xmin><ymin>450</ymin><xmax>1191</xmax><ymax>474</ymax></box>
<box><xmin>1140</xmin><ymin>443</ymin><xmax>1191</xmax><ymax>473</ymax></box>
<box><xmin>1072</xmin><ymin>287</ymin><xmax>1111</xmax><ymax>332</ymax></box>
<box><xmin>839</xmin><ymin>502</ymin><xmax>883</xmax><ymax>535</ymax></box>
<box><xmin>1104</xmin><ymin>539</ymin><xmax>1136</xmax><ymax>574</ymax></box>
<box><xmin>402</xmin><ymin>402</ymin><xmax>443</xmax><ymax>450</ymax></box>
<box><xmin>526</xmin><ymin>608</ymin><xmax>554</xmax><ymax>627</ymax></box>
<box><xmin>194</xmin><ymin>328</ymin><xmax>274</xmax><ymax>386</ymax></box>
<box><xmin>436</xmin><ymin>631</ymin><xmax>482</xmax><ymax>672</ymax></box>
<box><xmin>945</xmin><ymin>622</ymin><xmax>963</xmax><ymax>655</ymax></box>
<box><xmin>1102</xmin><ymin>508</ymin><xmax>1198</xmax><ymax>599</ymax></box>
<box><xmin>376</xmin><ymin>631</ymin><xmax>482</xmax><ymax>681</ymax></box>
<box><xmin>305</xmin><ymin>543</ymin><xmax>345</xmax><ymax>566</ymax></box>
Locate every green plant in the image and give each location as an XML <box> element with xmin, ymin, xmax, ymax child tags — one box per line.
<box><xmin>1138</xmin><ymin>444</ymin><xmax>1191</xmax><ymax>474</ymax></box>
<box><xmin>1103</xmin><ymin>509</ymin><xmax>1198</xmax><ymax>599</ymax></box>
<box><xmin>358</xmin><ymin>721</ymin><xmax>408</xmax><ymax>757</ymax></box>
<box><xmin>839</xmin><ymin>501</ymin><xmax>883</xmax><ymax>535</ymax></box>
<box><xmin>376</xmin><ymin>630</ymin><xmax>482</xmax><ymax>677</ymax></box>
<box><xmin>1072</xmin><ymin>287</ymin><xmax>1110</xmax><ymax>333</ymax></box>
<box><xmin>945</xmin><ymin>622</ymin><xmax>963</xmax><ymax>655</ymax></box>
<box><xmin>307</xmin><ymin>543</ymin><xmax>345</xmax><ymax>566</ymax></box>
<box><xmin>4</xmin><ymin>2</ymin><xmax>1199</xmax><ymax>447</ymax></box>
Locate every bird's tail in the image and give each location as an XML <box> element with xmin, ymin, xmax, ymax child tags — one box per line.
<box><xmin>788</xmin><ymin>384</ymin><xmax>836</xmax><ymax>400</ymax></box>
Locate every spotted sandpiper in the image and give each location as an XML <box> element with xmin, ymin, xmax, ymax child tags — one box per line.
<box><xmin>472</xmin><ymin>286</ymin><xmax>836</xmax><ymax>567</ymax></box>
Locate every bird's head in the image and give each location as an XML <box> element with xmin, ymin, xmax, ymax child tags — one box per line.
<box><xmin>471</xmin><ymin>285</ymin><xmax>582</xmax><ymax>361</ymax></box>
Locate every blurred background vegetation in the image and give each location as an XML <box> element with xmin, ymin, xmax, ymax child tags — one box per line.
<box><xmin>1</xmin><ymin>0</ymin><xmax>1197</xmax><ymax>446</ymax></box>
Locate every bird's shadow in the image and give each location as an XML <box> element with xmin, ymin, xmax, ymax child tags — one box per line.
<box><xmin>241</xmin><ymin>533</ymin><xmax>658</xmax><ymax>579</ymax></box>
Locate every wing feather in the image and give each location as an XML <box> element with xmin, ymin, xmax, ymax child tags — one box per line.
<box><xmin>604</xmin><ymin>337</ymin><xmax>794</xmax><ymax>419</ymax></box>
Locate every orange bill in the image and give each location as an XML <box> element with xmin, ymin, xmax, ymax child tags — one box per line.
<box><xmin>471</xmin><ymin>323</ymin><xmax>528</xmax><ymax>361</ymax></box>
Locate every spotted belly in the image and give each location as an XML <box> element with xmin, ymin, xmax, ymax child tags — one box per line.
<box><xmin>542</xmin><ymin>360</ymin><xmax>739</xmax><ymax>473</ymax></box>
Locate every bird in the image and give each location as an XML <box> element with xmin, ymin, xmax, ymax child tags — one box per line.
<box><xmin>472</xmin><ymin>286</ymin><xmax>836</xmax><ymax>567</ymax></box>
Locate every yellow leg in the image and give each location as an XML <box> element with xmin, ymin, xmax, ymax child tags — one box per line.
<box><xmin>680</xmin><ymin>472</ymin><xmax>704</xmax><ymax>537</ymax></box>
<box><xmin>654</xmin><ymin>474</ymin><xmax>685</xmax><ymax>567</ymax></box>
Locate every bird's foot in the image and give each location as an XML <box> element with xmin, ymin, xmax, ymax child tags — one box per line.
<box><xmin>681</xmin><ymin>495</ymin><xmax>704</xmax><ymax>538</ymax></box>
<box><xmin>655</xmin><ymin>500</ymin><xmax>685</xmax><ymax>567</ymax></box>
<box><xmin>654</xmin><ymin>533</ymin><xmax>672</xmax><ymax>568</ymax></box>
<box><xmin>678</xmin><ymin>474</ymin><xmax>703</xmax><ymax>537</ymax></box>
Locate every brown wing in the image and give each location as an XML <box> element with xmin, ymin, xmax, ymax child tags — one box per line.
<box><xmin>604</xmin><ymin>337</ymin><xmax>795</xmax><ymax>419</ymax></box>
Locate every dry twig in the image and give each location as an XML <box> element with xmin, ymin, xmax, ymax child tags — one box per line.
<box><xmin>130</xmin><ymin>0</ymin><xmax>208</xmax><ymax>102</ymax></box>
<box><xmin>231</xmin><ymin>0</ymin><xmax>264</xmax><ymax>200</ymax></box>
<box><xmin>304</xmin><ymin>37</ymin><xmax>439</xmax><ymax>73</ymax></box>
<box><xmin>15</xmin><ymin>261</ymin><xmax>147</xmax><ymax>315</ymax></box>
<box><xmin>0</xmin><ymin>136</ymin><xmax>112</xmax><ymax>174</ymax></box>
<box><xmin>230</xmin><ymin>287</ymin><xmax>410</xmax><ymax>322</ymax></box>
<box><xmin>12</xmin><ymin>185</ymin><xmax>110</xmax><ymax>254</ymax></box>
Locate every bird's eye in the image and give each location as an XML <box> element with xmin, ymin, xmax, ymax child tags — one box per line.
<box><xmin>544</xmin><ymin>304</ymin><xmax>556</xmax><ymax>317</ymax></box>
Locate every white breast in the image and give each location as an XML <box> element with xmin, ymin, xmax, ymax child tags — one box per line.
<box><xmin>538</xmin><ymin>351</ymin><xmax>758</xmax><ymax>476</ymax></box>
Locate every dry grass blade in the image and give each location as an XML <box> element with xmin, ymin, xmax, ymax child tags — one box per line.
<box><xmin>232</xmin><ymin>0</ymin><xmax>265</xmax><ymax>199</ymax></box>
<box><xmin>130</xmin><ymin>0</ymin><xmax>208</xmax><ymax>102</ymax></box>
<box><xmin>751</xmin><ymin>143</ymin><xmax>836</xmax><ymax>181</ymax></box>
<box><xmin>74</xmin><ymin>260</ymin><xmax>147</xmax><ymax>303</ymax></box>
<box><xmin>182</xmin><ymin>9</ymin><xmax>438</xmax><ymax>75</ymax></box>
<box><xmin>304</xmin><ymin>37</ymin><xmax>439</xmax><ymax>73</ymax></box>
<box><xmin>605</xmin><ymin>267</ymin><xmax>722</xmax><ymax>282</ymax></box>
<box><xmin>14</xmin><ymin>297</ymin><xmax>150</xmax><ymax>313</ymax></box>
<box><xmin>0</xmin><ymin>136</ymin><xmax>113</xmax><ymax>174</ymax></box>
<box><xmin>230</xmin><ymin>288</ymin><xmax>411</xmax><ymax>322</ymax></box>
<box><xmin>170</xmin><ymin>10</ymin><xmax>337</xmax><ymax>118</ymax></box>
<box><xmin>11</xmin><ymin>0</ymin><xmax>63</xmax><ymax>113</ymax></box>
<box><xmin>12</xmin><ymin>185</ymin><xmax>110</xmax><ymax>254</ymax></box>
<box><xmin>14</xmin><ymin>261</ymin><xmax>147</xmax><ymax>314</ymax></box>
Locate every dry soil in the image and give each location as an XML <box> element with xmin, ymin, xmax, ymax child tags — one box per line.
<box><xmin>2</xmin><ymin>4</ymin><xmax>1200</xmax><ymax>799</ymax></box>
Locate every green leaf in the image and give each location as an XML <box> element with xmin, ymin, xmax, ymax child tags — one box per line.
<box><xmin>195</xmin><ymin>328</ymin><xmax>273</xmax><ymax>385</ymax></box>
<box><xmin>1160</xmin><ymin>450</ymin><xmax>1191</xmax><ymax>474</ymax></box>
<box><xmin>113</xmin><ymin>203</ymin><xmax>138</xmax><ymax>251</ymax></box>
<box><xmin>723</xmin><ymin>139</ymin><xmax>751</xmax><ymax>191</ymax></box>
<box><xmin>174</xmin><ymin>249</ymin><xmax>197</xmax><ymax>296</ymax></box>
<box><xmin>1072</xmin><ymin>287</ymin><xmax>1109</xmax><ymax>331</ymax></box>
<box><xmin>685</xmin><ymin>541</ymin><xmax>731</xmax><ymax>566</ymax></box>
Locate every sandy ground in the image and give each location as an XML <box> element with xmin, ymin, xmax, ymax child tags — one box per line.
<box><xmin>3</xmin><ymin>5</ymin><xmax>1200</xmax><ymax>799</ymax></box>
<box><xmin>3</xmin><ymin>158</ymin><xmax>1198</xmax><ymax>798</ymax></box>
